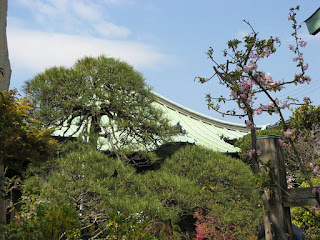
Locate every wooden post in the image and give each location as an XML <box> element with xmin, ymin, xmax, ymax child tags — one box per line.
<box><xmin>284</xmin><ymin>187</ymin><xmax>320</xmax><ymax>207</ymax></box>
<box><xmin>257</xmin><ymin>135</ymin><xmax>293</xmax><ymax>240</ymax></box>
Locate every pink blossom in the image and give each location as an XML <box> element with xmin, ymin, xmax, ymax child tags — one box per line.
<box><xmin>310</xmin><ymin>162</ymin><xmax>314</xmax><ymax>168</ymax></box>
<box><xmin>263</xmin><ymin>49</ymin><xmax>271</xmax><ymax>57</ymax></box>
<box><xmin>255</xmin><ymin>108</ymin><xmax>263</xmax><ymax>115</ymax></box>
<box><xmin>300</xmin><ymin>41</ymin><xmax>307</xmax><ymax>47</ymax></box>
<box><xmin>279</xmin><ymin>139</ymin><xmax>286</xmax><ymax>147</ymax></box>
<box><xmin>312</xmin><ymin>188</ymin><xmax>317</xmax><ymax>194</ymax></box>
<box><xmin>249</xmin><ymin>53</ymin><xmax>256</xmax><ymax>59</ymax></box>
<box><xmin>248</xmin><ymin>61</ymin><xmax>258</xmax><ymax>70</ymax></box>
<box><xmin>245</xmin><ymin>120</ymin><xmax>254</xmax><ymax>129</ymax></box>
<box><xmin>304</xmin><ymin>75</ymin><xmax>311</xmax><ymax>83</ymax></box>
<box><xmin>312</xmin><ymin>206</ymin><xmax>318</xmax><ymax>215</ymax></box>
<box><xmin>282</xmin><ymin>102</ymin><xmax>290</xmax><ymax>109</ymax></box>
<box><xmin>289</xmin><ymin>45</ymin><xmax>294</xmax><ymax>51</ymax></box>
<box><xmin>264</xmin><ymin>73</ymin><xmax>272</xmax><ymax>81</ymax></box>
<box><xmin>287</xmin><ymin>185</ymin><xmax>293</xmax><ymax>189</ymax></box>
<box><xmin>268</xmin><ymin>101</ymin><xmax>274</xmax><ymax>107</ymax></box>
<box><xmin>313</xmin><ymin>165</ymin><xmax>319</xmax><ymax>175</ymax></box>
<box><xmin>297</xmin><ymin>133</ymin><xmax>303</xmax><ymax>141</ymax></box>
<box><xmin>248</xmin><ymin>150</ymin><xmax>254</xmax><ymax>158</ymax></box>
<box><xmin>294</xmin><ymin>73</ymin><xmax>302</xmax><ymax>82</ymax></box>
<box><xmin>288</xmin><ymin>15</ymin><xmax>293</xmax><ymax>20</ymax></box>
<box><xmin>262</xmin><ymin>104</ymin><xmax>269</xmax><ymax>110</ymax></box>
<box><xmin>303</xmin><ymin>63</ymin><xmax>309</xmax><ymax>71</ymax></box>
<box><xmin>244</xmin><ymin>149</ymin><xmax>256</xmax><ymax>158</ymax></box>
<box><xmin>243</xmin><ymin>65</ymin><xmax>250</xmax><ymax>73</ymax></box>
<box><xmin>230</xmin><ymin>90</ymin><xmax>237</xmax><ymax>99</ymax></box>
<box><xmin>240</xmin><ymin>94</ymin><xmax>247</xmax><ymax>99</ymax></box>
<box><xmin>303</xmin><ymin>97</ymin><xmax>310</xmax><ymax>103</ymax></box>
<box><xmin>293</xmin><ymin>54</ymin><xmax>304</xmax><ymax>62</ymax></box>
<box><xmin>284</xmin><ymin>129</ymin><xmax>293</xmax><ymax>138</ymax></box>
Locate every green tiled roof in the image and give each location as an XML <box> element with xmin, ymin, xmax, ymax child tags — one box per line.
<box><xmin>153</xmin><ymin>92</ymin><xmax>267</xmax><ymax>153</ymax></box>
<box><xmin>305</xmin><ymin>7</ymin><xmax>320</xmax><ymax>35</ymax></box>
<box><xmin>53</xmin><ymin>92</ymin><xmax>267</xmax><ymax>153</ymax></box>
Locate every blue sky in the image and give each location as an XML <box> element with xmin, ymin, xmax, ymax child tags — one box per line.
<box><xmin>6</xmin><ymin>0</ymin><xmax>320</xmax><ymax>126</ymax></box>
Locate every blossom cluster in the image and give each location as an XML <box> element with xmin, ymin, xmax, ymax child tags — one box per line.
<box><xmin>244</xmin><ymin>149</ymin><xmax>262</xmax><ymax>158</ymax></box>
<box><xmin>304</xmin><ymin>161</ymin><xmax>319</xmax><ymax>175</ymax></box>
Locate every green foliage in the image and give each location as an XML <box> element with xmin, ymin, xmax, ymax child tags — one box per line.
<box><xmin>4</xmin><ymin>203</ymin><xmax>81</xmax><ymax>240</ymax></box>
<box><xmin>284</xmin><ymin>104</ymin><xmax>320</xmax><ymax>184</ymax></box>
<box><xmin>291</xmin><ymin>177</ymin><xmax>320</xmax><ymax>239</ymax></box>
<box><xmin>7</xmin><ymin>144</ymin><xmax>262</xmax><ymax>238</ymax></box>
<box><xmin>289</xmin><ymin>104</ymin><xmax>320</xmax><ymax>134</ymax></box>
<box><xmin>102</xmin><ymin>212</ymin><xmax>159</xmax><ymax>240</ymax></box>
<box><xmin>4</xmin><ymin>204</ymin><xmax>157</xmax><ymax>240</ymax></box>
<box><xmin>162</xmin><ymin>145</ymin><xmax>263</xmax><ymax>238</ymax></box>
<box><xmin>0</xmin><ymin>89</ymin><xmax>57</xmax><ymax>173</ymax></box>
<box><xmin>23</xmin><ymin>56</ymin><xmax>175</xmax><ymax>152</ymax></box>
<box><xmin>234</xmin><ymin>128</ymin><xmax>283</xmax><ymax>165</ymax></box>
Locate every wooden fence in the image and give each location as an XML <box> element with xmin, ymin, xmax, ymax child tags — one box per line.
<box><xmin>256</xmin><ymin>135</ymin><xmax>319</xmax><ymax>240</ymax></box>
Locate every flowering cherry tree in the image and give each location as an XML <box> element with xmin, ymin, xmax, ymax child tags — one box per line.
<box><xmin>198</xmin><ymin>6</ymin><xmax>314</xmax><ymax>180</ymax></box>
<box><xmin>196</xmin><ymin>5</ymin><xmax>319</xmax><ymax>239</ymax></box>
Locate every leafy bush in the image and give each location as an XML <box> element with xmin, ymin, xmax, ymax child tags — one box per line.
<box><xmin>289</xmin><ymin>104</ymin><xmax>320</xmax><ymax>135</ymax></box>
<box><xmin>4</xmin><ymin>204</ymin><xmax>81</xmax><ymax>240</ymax></box>
<box><xmin>0</xmin><ymin>89</ymin><xmax>57</xmax><ymax>174</ymax></box>
<box><xmin>162</xmin><ymin>145</ymin><xmax>263</xmax><ymax>239</ymax></box>
<box><xmin>291</xmin><ymin>176</ymin><xmax>320</xmax><ymax>239</ymax></box>
<box><xmin>6</xmin><ymin>144</ymin><xmax>262</xmax><ymax>239</ymax></box>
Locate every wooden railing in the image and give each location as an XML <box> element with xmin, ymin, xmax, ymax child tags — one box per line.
<box><xmin>256</xmin><ymin>135</ymin><xmax>319</xmax><ymax>240</ymax></box>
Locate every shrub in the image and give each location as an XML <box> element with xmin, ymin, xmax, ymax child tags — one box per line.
<box><xmin>4</xmin><ymin>204</ymin><xmax>81</xmax><ymax>240</ymax></box>
<box><xmin>291</xmin><ymin>176</ymin><xmax>320</xmax><ymax>239</ymax></box>
<box><xmin>8</xmin><ymin>144</ymin><xmax>262</xmax><ymax>239</ymax></box>
<box><xmin>162</xmin><ymin>145</ymin><xmax>263</xmax><ymax>239</ymax></box>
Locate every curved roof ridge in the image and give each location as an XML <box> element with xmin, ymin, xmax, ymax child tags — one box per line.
<box><xmin>152</xmin><ymin>91</ymin><xmax>268</xmax><ymax>131</ymax></box>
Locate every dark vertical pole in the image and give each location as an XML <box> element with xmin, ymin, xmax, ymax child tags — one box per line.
<box><xmin>256</xmin><ymin>135</ymin><xmax>292</xmax><ymax>240</ymax></box>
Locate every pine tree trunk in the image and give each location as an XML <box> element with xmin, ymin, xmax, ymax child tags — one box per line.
<box><xmin>0</xmin><ymin>0</ymin><xmax>11</xmax><ymax>238</ymax></box>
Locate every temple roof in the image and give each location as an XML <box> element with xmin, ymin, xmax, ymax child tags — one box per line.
<box><xmin>153</xmin><ymin>92</ymin><xmax>267</xmax><ymax>153</ymax></box>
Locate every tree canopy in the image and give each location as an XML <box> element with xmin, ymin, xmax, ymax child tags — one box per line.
<box><xmin>24</xmin><ymin>56</ymin><xmax>175</xmax><ymax>152</ymax></box>
<box><xmin>0</xmin><ymin>90</ymin><xmax>57</xmax><ymax>174</ymax></box>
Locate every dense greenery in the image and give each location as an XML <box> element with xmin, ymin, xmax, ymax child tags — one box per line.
<box><xmin>3</xmin><ymin>56</ymin><xmax>265</xmax><ymax>239</ymax></box>
<box><xmin>0</xmin><ymin>90</ymin><xmax>57</xmax><ymax>174</ymax></box>
<box><xmin>289</xmin><ymin>104</ymin><xmax>320</xmax><ymax>135</ymax></box>
<box><xmin>5</xmin><ymin>144</ymin><xmax>262</xmax><ymax>239</ymax></box>
<box><xmin>291</xmin><ymin>177</ymin><xmax>320</xmax><ymax>240</ymax></box>
<box><xmin>23</xmin><ymin>56</ymin><xmax>175</xmax><ymax>152</ymax></box>
<box><xmin>163</xmin><ymin>145</ymin><xmax>262</xmax><ymax>239</ymax></box>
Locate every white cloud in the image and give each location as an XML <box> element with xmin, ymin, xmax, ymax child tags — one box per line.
<box><xmin>94</xmin><ymin>21</ymin><xmax>131</xmax><ymax>38</ymax></box>
<box><xmin>102</xmin><ymin>0</ymin><xmax>135</xmax><ymax>5</ymax></box>
<box><xmin>16</xmin><ymin>0</ymin><xmax>68</xmax><ymax>17</ymax></box>
<box><xmin>8</xmin><ymin>27</ymin><xmax>169</xmax><ymax>73</ymax></box>
<box><xmin>71</xmin><ymin>1</ymin><xmax>102</xmax><ymax>21</ymax></box>
<box><xmin>12</xmin><ymin>0</ymin><xmax>134</xmax><ymax>38</ymax></box>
